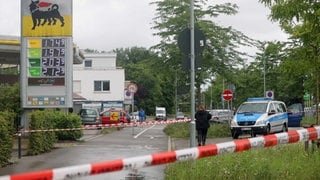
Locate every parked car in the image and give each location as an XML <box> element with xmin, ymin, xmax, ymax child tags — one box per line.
<box><xmin>100</xmin><ymin>109</ymin><xmax>130</xmax><ymax>124</ymax></box>
<box><xmin>287</xmin><ymin>103</ymin><xmax>304</xmax><ymax>127</ymax></box>
<box><xmin>79</xmin><ymin>108</ymin><xmax>101</xmax><ymax>125</ymax></box>
<box><xmin>208</xmin><ymin>109</ymin><xmax>233</xmax><ymax>123</ymax></box>
<box><xmin>130</xmin><ymin>111</ymin><xmax>139</xmax><ymax>121</ymax></box>
<box><xmin>230</xmin><ymin>97</ymin><xmax>290</xmax><ymax>139</ymax></box>
<box><xmin>175</xmin><ymin>112</ymin><xmax>185</xmax><ymax>120</ymax></box>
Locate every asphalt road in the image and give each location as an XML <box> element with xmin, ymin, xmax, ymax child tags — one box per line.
<box><xmin>1</xmin><ymin>124</ymin><xmax>170</xmax><ymax>179</ymax></box>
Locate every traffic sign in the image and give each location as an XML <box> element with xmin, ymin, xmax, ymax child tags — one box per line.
<box><xmin>128</xmin><ymin>83</ymin><xmax>138</xmax><ymax>93</ymax></box>
<box><xmin>222</xmin><ymin>89</ymin><xmax>233</xmax><ymax>101</ymax></box>
<box><xmin>265</xmin><ymin>90</ymin><xmax>274</xmax><ymax>99</ymax></box>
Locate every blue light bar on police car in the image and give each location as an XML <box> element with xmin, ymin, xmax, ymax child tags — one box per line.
<box><xmin>247</xmin><ymin>97</ymin><xmax>273</xmax><ymax>102</ymax></box>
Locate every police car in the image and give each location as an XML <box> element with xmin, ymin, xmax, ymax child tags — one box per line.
<box><xmin>230</xmin><ymin>97</ymin><xmax>289</xmax><ymax>139</ymax></box>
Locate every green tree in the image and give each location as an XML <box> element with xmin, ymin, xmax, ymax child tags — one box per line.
<box><xmin>260</xmin><ymin>0</ymin><xmax>320</xmax><ymax>123</ymax></box>
<box><xmin>151</xmin><ymin>0</ymin><xmax>254</xmax><ymax>108</ymax></box>
<box><xmin>115</xmin><ymin>47</ymin><xmax>175</xmax><ymax>114</ymax></box>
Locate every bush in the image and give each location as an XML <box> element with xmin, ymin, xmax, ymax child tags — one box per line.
<box><xmin>55</xmin><ymin>113</ymin><xmax>83</xmax><ymax>141</ymax></box>
<box><xmin>27</xmin><ymin>110</ymin><xmax>83</xmax><ymax>155</ymax></box>
<box><xmin>28</xmin><ymin>110</ymin><xmax>56</xmax><ymax>155</ymax></box>
<box><xmin>0</xmin><ymin>111</ymin><xmax>16</xmax><ymax>135</ymax></box>
<box><xmin>0</xmin><ymin>115</ymin><xmax>13</xmax><ymax>167</ymax></box>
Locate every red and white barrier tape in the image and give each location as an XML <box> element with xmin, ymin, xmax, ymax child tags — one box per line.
<box><xmin>18</xmin><ymin>119</ymin><xmax>191</xmax><ymax>133</ymax></box>
<box><xmin>2</xmin><ymin>126</ymin><xmax>319</xmax><ymax>180</ymax></box>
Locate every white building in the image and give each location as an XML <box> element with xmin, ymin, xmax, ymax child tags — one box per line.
<box><xmin>73</xmin><ymin>52</ymin><xmax>125</xmax><ymax>112</ymax></box>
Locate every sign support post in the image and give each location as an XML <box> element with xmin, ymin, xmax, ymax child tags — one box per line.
<box><xmin>190</xmin><ymin>0</ymin><xmax>196</xmax><ymax>148</ymax></box>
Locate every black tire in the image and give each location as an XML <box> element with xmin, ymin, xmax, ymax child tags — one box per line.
<box><xmin>282</xmin><ymin>123</ymin><xmax>288</xmax><ymax>132</ymax></box>
<box><xmin>264</xmin><ymin>124</ymin><xmax>271</xmax><ymax>135</ymax></box>
<box><xmin>231</xmin><ymin>129</ymin><xmax>240</xmax><ymax>139</ymax></box>
<box><xmin>251</xmin><ymin>131</ymin><xmax>256</xmax><ymax>137</ymax></box>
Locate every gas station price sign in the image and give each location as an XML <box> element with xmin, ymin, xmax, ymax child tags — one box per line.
<box><xmin>21</xmin><ymin>0</ymin><xmax>73</xmax><ymax>108</ymax></box>
<box><xmin>27</xmin><ymin>38</ymin><xmax>67</xmax><ymax>82</ymax></box>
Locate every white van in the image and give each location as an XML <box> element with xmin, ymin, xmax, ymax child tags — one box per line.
<box><xmin>230</xmin><ymin>97</ymin><xmax>289</xmax><ymax>139</ymax></box>
<box><xmin>155</xmin><ymin>107</ymin><xmax>167</xmax><ymax>121</ymax></box>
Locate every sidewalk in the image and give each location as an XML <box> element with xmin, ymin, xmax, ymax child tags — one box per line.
<box><xmin>10</xmin><ymin>130</ymin><xmax>99</xmax><ymax>161</ymax></box>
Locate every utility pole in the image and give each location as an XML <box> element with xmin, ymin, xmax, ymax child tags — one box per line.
<box><xmin>263</xmin><ymin>55</ymin><xmax>266</xmax><ymax>96</ymax></box>
<box><xmin>210</xmin><ymin>85</ymin><xmax>213</xmax><ymax>109</ymax></box>
<box><xmin>189</xmin><ymin>0</ymin><xmax>196</xmax><ymax>147</ymax></box>
<box><xmin>175</xmin><ymin>71</ymin><xmax>178</xmax><ymax>117</ymax></box>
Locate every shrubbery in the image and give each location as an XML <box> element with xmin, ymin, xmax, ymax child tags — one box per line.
<box><xmin>54</xmin><ymin>112</ymin><xmax>82</xmax><ymax>141</ymax></box>
<box><xmin>0</xmin><ymin>113</ymin><xmax>14</xmax><ymax>167</ymax></box>
<box><xmin>28</xmin><ymin>110</ymin><xmax>57</xmax><ymax>155</ymax></box>
<box><xmin>27</xmin><ymin>109</ymin><xmax>83</xmax><ymax>155</ymax></box>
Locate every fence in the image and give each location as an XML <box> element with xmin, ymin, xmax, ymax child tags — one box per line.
<box><xmin>1</xmin><ymin>126</ymin><xmax>319</xmax><ymax>180</ymax></box>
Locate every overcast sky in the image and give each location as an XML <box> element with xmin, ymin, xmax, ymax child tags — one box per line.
<box><xmin>0</xmin><ymin>0</ymin><xmax>288</xmax><ymax>53</ymax></box>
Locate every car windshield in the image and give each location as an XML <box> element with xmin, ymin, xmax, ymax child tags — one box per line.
<box><xmin>177</xmin><ymin>112</ymin><xmax>184</xmax><ymax>116</ymax></box>
<box><xmin>218</xmin><ymin>111</ymin><xmax>230</xmax><ymax>116</ymax></box>
<box><xmin>156</xmin><ymin>110</ymin><xmax>165</xmax><ymax>114</ymax></box>
<box><xmin>81</xmin><ymin>109</ymin><xmax>97</xmax><ymax>115</ymax></box>
<box><xmin>237</xmin><ymin>103</ymin><xmax>267</xmax><ymax>113</ymax></box>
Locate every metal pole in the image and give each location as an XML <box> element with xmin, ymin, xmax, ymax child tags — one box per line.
<box><xmin>175</xmin><ymin>71</ymin><xmax>178</xmax><ymax>117</ymax></box>
<box><xmin>131</xmin><ymin>92</ymin><xmax>134</xmax><ymax>136</ymax></box>
<box><xmin>263</xmin><ymin>56</ymin><xmax>266</xmax><ymax>96</ymax></box>
<box><xmin>190</xmin><ymin>0</ymin><xmax>196</xmax><ymax>147</ymax></box>
<box><xmin>210</xmin><ymin>85</ymin><xmax>212</xmax><ymax>109</ymax></box>
<box><xmin>222</xmin><ymin>78</ymin><xmax>225</xmax><ymax>109</ymax></box>
<box><xmin>18</xmin><ymin>132</ymin><xmax>22</xmax><ymax>159</ymax></box>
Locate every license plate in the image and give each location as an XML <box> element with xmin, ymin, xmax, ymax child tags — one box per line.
<box><xmin>242</xmin><ymin>128</ymin><xmax>251</xmax><ymax>131</ymax></box>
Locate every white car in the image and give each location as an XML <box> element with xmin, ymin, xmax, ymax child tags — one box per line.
<box><xmin>130</xmin><ymin>111</ymin><xmax>139</xmax><ymax>121</ymax></box>
<box><xmin>175</xmin><ymin>112</ymin><xmax>185</xmax><ymax>120</ymax></box>
<box><xmin>208</xmin><ymin>109</ymin><xmax>233</xmax><ymax>123</ymax></box>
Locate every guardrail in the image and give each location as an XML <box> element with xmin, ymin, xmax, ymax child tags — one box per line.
<box><xmin>1</xmin><ymin>126</ymin><xmax>319</xmax><ymax>180</ymax></box>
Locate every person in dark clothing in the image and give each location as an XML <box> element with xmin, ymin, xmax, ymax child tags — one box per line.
<box><xmin>195</xmin><ymin>105</ymin><xmax>212</xmax><ymax>146</ymax></box>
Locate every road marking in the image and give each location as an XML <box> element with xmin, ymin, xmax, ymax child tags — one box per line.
<box><xmin>82</xmin><ymin>134</ymin><xmax>104</xmax><ymax>141</ymax></box>
<box><xmin>134</xmin><ymin>125</ymin><xmax>155</xmax><ymax>139</ymax></box>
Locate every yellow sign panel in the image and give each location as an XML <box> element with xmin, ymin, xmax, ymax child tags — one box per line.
<box><xmin>22</xmin><ymin>16</ymin><xmax>72</xmax><ymax>37</ymax></box>
<box><xmin>27</xmin><ymin>39</ymin><xmax>41</xmax><ymax>48</ymax></box>
<box><xmin>110</xmin><ymin>112</ymin><xmax>119</xmax><ymax>121</ymax></box>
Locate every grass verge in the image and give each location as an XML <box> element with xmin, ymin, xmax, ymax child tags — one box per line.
<box><xmin>165</xmin><ymin>143</ymin><xmax>320</xmax><ymax>179</ymax></box>
<box><xmin>163</xmin><ymin>122</ymin><xmax>230</xmax><ymax>138</ymax></box>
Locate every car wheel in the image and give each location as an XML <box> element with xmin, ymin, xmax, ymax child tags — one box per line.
<box><xmin>231</xmin><ymin>129</ymin><xmax>240</xmax><ymax>139</ymax></box>
<box><xmin>264</xmin><ymin>124</ymin><xmax>271</xmax><ymax>135</ymax></box>
<box><xmin>251</xmin><ymin>131</ymin><xmax>256</xmax><ymax>137</ymax></box>
<box><xmin>282</xmin><ymin>123</ymin><xmax>288</xmax><ymax>132</ymax></box>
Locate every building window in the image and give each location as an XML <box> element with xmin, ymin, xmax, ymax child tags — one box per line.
<box><xmin>84</xmin><ymin>59</ymin><xmax>92</xmax><ymax>67</ymax></box>
<box><xmin>94</xmin><ymin>81</ymin><xmax>110</xmax><ymax>92</ymax></box>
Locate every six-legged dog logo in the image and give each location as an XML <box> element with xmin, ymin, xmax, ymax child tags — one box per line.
<box><xmin>29</xmin><ymin>0</ymin><xmax>65</xmax><ymax>30</ymax></box>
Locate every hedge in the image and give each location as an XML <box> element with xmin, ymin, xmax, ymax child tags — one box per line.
<box><xmin>0</xmin><ymin>111</ymin><xmax>15</xmax><ymax>167</ymax></box>
<box><xmin>27</xmin><ymin>109</ymin><xmax>83</xmax><ymax>155</ymax></box>
<box><xmin>54</xmin><ymin>112</ymin><xmax>83</xmax><ymax>141</ymax></box>
<box><xmin>28</xmin><ymin>110</ymin><xmax>57</xmax><ymax>155</ymax></box>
